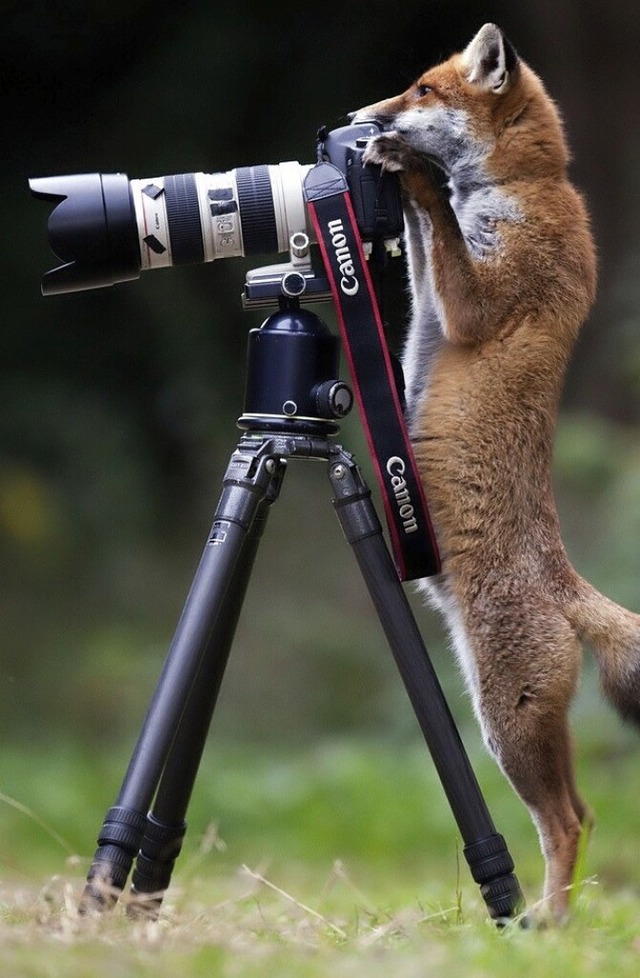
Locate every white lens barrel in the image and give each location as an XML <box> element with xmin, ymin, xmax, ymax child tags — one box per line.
<box><xmin>131</xmin><ymin>177</ymin><xmax>172</xmax><ymax>270</ymax></box>
<box><xmin>131</xmin><ymin>162</ymin><xmax>311</xmax><ymax>272</ymax></box>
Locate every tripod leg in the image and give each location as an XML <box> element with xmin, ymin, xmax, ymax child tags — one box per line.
<box><xmin>81</xmin><ymin>444</ymin><xmax>285</xmax><ymax>912</ymax></box>
<box><xmin>126</xmin><ymin>500</ymin><xmax>271</xmax><ymax>917</ymax></box>
<box><xmin>328</xmin><ymin>450</ymin><xmax>525</xmax><ymax>923</ymax></box>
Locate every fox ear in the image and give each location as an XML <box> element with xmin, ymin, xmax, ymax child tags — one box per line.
<box><xmin>462</xmin><ymin>23</ymin><xmax>518</xmax><ymax>93</ymax></box>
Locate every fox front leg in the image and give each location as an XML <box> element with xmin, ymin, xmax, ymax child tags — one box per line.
<box><xmin>363</xmin><ymin>133</ymin><xmax>445</xmax><ymax>209</ymax></box>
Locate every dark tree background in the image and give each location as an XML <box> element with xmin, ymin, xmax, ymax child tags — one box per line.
<box><xmin>2</xmin><ymin>0</ymin><xmax>639</xmax><ymax>746</ymax></box>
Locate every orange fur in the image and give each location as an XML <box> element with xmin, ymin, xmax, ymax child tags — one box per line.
<box><xmin>354</xmin><ymin>24</ymin><xmax>638</xmax><ymax>922</ymax></box>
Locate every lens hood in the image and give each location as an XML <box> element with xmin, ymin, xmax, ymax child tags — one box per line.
<box><xmin>29</xmin><ymin>173</ymin><xmax>141</xmax><ymax>294</ymax></box>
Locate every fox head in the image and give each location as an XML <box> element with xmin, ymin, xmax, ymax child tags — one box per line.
<box><xmin>353</xmin><ymin>24</ymin><xmax>569</xmax><ymax>184</ymax></box>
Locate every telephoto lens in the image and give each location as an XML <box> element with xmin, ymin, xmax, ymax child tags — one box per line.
<box><xmin>29</xmin><ymin>162</ymin><xmax>311</xmax><ymax>295</ymax></box>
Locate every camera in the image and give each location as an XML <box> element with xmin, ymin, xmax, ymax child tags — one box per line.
<box><xmin>29</xmin><ymin>121</ymin><xmax>403</xmax><ymax>296</ymax></box>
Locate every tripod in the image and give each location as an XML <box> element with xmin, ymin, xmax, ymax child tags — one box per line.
<box><xmin>80</xmin><ymin>293</ymin><xmax>525</xmax><ymax>925</ymax></box>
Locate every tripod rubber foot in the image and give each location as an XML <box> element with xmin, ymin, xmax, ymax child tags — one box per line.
<box><xmin>80</xmin><ymin>806</ymin><xmax>148</xmax><ymax>913</ymax></box>
<box><xmin>464</xmin><ymin>834</ymin><xmax>526</xmax><ymax>924</ymax></box>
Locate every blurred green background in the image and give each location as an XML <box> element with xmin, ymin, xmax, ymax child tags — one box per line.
<box><xmin>2</xmin><ymin>0</ymin><xmax>640</xmax><ymax>805</ymax></box>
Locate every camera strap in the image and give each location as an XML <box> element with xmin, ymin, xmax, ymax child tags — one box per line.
<box><xmin>304</xmin><ymin>162</ymin><xmax>440</xmax><ymax>581</ymax></box>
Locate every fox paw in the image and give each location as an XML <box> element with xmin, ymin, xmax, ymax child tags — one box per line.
<box><xmin>362</xmin><ymin>132</ymin><xmax>417</xmax><ymax>172</ymax></box>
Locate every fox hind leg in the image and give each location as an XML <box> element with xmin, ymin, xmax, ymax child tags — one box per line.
<box><xmin>499</xmin><ymin>718</ymin><xmax>589</xmax><ymax>921</ymax></box>
<box><xmin>467</xmin><ymin>616</ymin><xmax>590</xmax><ymax>921</ymax></box>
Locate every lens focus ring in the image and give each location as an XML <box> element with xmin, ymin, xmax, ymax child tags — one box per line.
<box><xmin>164</xmin><ymin>173</ymin><xmax>204</xmax><ymax>265</ymax></box>
<box><xmin>235</xmin><ymin>166</ymin><xmax>278</xmax><ymax>256</ymax></box>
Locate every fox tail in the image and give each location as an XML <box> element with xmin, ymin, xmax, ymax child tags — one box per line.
<box><xmin>566</xmin><ymin>576</ymin><xmax>640</xmax><ymax>726</ymax></box>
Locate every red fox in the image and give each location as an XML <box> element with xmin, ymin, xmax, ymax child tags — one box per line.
<box><xmin>354</xmin><ymin>23</ymin><xmax>638</xmax><ymax>921</ymax></box>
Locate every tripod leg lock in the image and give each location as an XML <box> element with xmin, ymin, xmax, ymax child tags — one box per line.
<box><xmin>463</xmin><ymin>833</ymin><xmax>526</xmax><ymax>923</ymax></box>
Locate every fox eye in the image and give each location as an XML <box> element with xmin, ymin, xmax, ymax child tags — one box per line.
<box><xmin>416</xmin><ymin>84</ymin><xmax>432</xmax><ymax>97</ymax></box>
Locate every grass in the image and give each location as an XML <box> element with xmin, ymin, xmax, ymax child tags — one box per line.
<box><xmin>1</xmin><ymin>727</ymin><xmax>640</xmax><ymax>976</ymax></box>
<box><xmin>3</xmin><ymin>854</ymin><xmax>640</xmax><ymax>978</ymax></box>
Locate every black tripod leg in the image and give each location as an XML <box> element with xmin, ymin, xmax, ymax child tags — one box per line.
<box><xmin>328</xmin><ymin>451</ymin><xmax>525</xmax><ymax>923</ymax></box>
<box><xmin>126</xmin><ymin>499</ymin><xmax>271</xmax><ymax>917</ymax></box>
<box><xmin>81</xmin><ymin>445</ymin><xmax>285</xmax><ymax>912</ymax></box>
